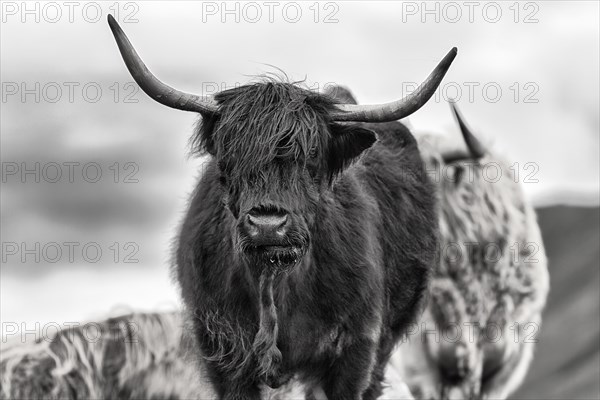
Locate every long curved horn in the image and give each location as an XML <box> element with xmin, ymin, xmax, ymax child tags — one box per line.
<box><xmin>107</xmin><ymin>14</ymin><xmax>218</xmax><ymax>114</ymax></box>
<box><xmin>450</xmin><ymin>101</ymin><xmax>486</xmax><ymax>159</ymax></box>
<box><xmin>330</xmin><ymin>47</ymin><xmax>457</xmax><ymax>122</ymax></box>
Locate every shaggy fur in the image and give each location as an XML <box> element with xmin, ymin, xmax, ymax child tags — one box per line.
<box><xmin>0</xmin><ymin>312</ymin><xmax>213</xmax><ymax>399</ymax></box>
<box><xmin>175</xmin><ymin>82</ymin><xmax>438</xmax><ymax>399</ymax></box>
<box><xmin>392</xmin><ymin>120</ymin><xmax>550</xmax><ymax>399</ymax></box>
<box><xmin>1</xmin><ymin>311</ymin><xmax>418</xmax><ymax>400</ymax></box>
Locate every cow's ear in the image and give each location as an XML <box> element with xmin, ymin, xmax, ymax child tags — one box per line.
<box><xmin>327</xmin><ymin>123</ymin><xmax>377</xmax><ymax>177</ymax></box>
<box><xmin>192</xmin><ymin>114</ymin><xmax>218</xmax><ymax>156</ymax></box>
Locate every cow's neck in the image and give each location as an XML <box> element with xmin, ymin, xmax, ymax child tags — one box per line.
<box><xmin>250</xmin><ymin>269</ymin><xmax>284</xmax><ymax>386</ymax></box>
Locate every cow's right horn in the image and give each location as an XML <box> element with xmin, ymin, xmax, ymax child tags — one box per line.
<box><xmin>107</xmin><ymin>14</ymin><xmax>218</xmax><ymax>115</ymax></box>
<box><xmin>330</xmin><ymin>48</ymin><xmax>457</xmax><ymax>122</ymax></box>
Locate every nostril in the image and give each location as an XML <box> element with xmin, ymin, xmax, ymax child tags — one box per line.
<box><xmin>274</xmin><ymin>214</ymin><xmax>288</xmax><ymax>229</ymax></box>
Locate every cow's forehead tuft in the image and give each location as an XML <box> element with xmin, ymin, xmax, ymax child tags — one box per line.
<box><xmin>210</xmin><ymin>81</ymin><xmax>334</xmax><ymax>178</ymax></box>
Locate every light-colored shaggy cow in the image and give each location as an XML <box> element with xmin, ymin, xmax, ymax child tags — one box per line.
<box><xmin>0</xmin><ymin>312</ymin><xmax>209</xmax><ymax>399</ymax></box>
<box><xmin>391</xmin><ymin>103</ymin><xmax>550</xmax><ymax>399</ymax></box>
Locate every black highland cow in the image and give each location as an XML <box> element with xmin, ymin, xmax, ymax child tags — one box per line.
<box><xmin>108</xmin><ymin>15</ymin><xmax>457</xmax><ymax>400</ymax></box>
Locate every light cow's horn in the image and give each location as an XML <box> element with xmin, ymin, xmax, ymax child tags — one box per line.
<box><xmin>329</xmin><ymin>47</ymin><xmax>458</xmax><ymax>122</ymax></box>
<box><xmin>450</xmin><ymin>101</ymin><xmax>486</xmax><ymax>159</ymax></box>
<box><xmin>107</xmin><ymin>14</ymin><xmax>218</xmax><ymax>114</ymax></box>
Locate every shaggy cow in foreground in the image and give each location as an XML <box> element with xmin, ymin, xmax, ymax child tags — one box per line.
<box><xmin>0</xmin><ymin>108</ymin><xmax>548</xmax><ymax>400</ymax></box>
<box><xmin>392</xmin><ymin>104</ymin><xmax>550</xmax><ymax>399</ymax></box>
<box><xmin>106</xmin><ymin>15</ymin><xmax>456</xmax><ymax>400</ymax></box>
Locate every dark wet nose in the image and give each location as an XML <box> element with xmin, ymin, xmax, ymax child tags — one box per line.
<box><xmin>244</xmin><ymin>209</ymin><xmax>289</xmax><ymax>243</ymax></box>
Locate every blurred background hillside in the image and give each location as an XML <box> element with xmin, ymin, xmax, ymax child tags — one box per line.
<box><xmin>514</xmin><ymin>206</ymin><xmax>599</xmax><ymax>399</ymax></box>
<box><xmin>1</xmin><ymin>1</ymin><xmax>598</xmax><ymax>398</ymax></box>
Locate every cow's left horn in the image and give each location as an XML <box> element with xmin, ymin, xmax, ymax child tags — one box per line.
<box><xmin>330</xmin><ymin>48</ymin><xmax>457</xmax><ymax>122</ymax></box>
<box><xmin>107</xmin><ymin>14</ymin><xmax>218</xmax><ymax>114</ymax></box>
